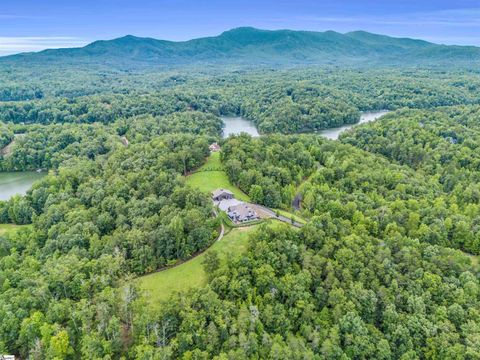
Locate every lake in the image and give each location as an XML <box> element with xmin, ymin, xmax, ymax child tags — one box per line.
<box><xmin>221</xmin><ymin>116</ymin><xmax>260</xmax><ymax>138</ymax></box>
<box><xmin>319</xmin><ymin>110</ymin><xmax>389</xmax><ymax>140</ymax></box>
<box><xmin>0</xmin><ymin>172</ymin><xmax>46</xmax><ymax>201</ymax></box>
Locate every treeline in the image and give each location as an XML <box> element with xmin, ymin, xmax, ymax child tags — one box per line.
<box><xmin>0</xmin><ymin>134</ymin><xmax>219</xmax><ymax>358</ymax></box>
<box><xmin>0</xmin><ymin>123</ymin><xmax>120</xmax><ymax>171</ymax></box>
<box><xmin>241</xmin><ymin>83</ymin><xmax>360</xmax><ymax>133</ymax></box>
<box><xmin>0</xmin><ymin>110</ymin><xmax>223</xmax><ymax>171</ymax></box>
<box><xmin>1</xmin><ymin>65</ymin><xmax>480</xmax><ymax>359</ymax></box>
<box><xmin>0</xmin><ymin>86</ymin><xmax>44</xmax><ymax>101</ymax></box>
<box><xmin>0</xmin><ymin>123</ymin><xmax>13</xmax><ymax>149</ymax></box>
<box><xmin>116</xmin><ymin>111</ymin><xmax>223</xmax><ymax>142</ymax></box>
<box><xmin>0</xmin><ymin>91</ymin><xmax>235</xmax><ymax>125</ymax></box>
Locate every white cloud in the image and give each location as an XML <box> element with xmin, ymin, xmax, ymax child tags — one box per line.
<box><xmin>0</xmin><ymin>37</ymin><xmax>88</xmax><ymax>56</ymax></box>
<box><xmin>297</xmin><ymin>8</ymin><xmax>480</xmax><ymax>28</ymax></box>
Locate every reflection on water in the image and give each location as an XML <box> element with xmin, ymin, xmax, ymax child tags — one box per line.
<box><xmin>319</xmin><ymin>110</ymin><xmax>389</xmax><ymax>140</ymax></box>
<box><xmin>0</xmin><ymin>172</ymin><xmax>46</xmax><ymax>201</ymax></box>
<box><xmin>220</xmin><ymin>111</ymin><xmax>389</xmax><ymax>140</ymax></box>
<box><xmin>221</xmin><ymin>116</ymin><xmax>260</xmax><ymax>138</ymax></box>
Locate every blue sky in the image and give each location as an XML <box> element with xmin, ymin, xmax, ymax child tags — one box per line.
<box><xmin>1</xmin><ymin>0</ymin><xmax>480</xmax><ymax>55</ymax></box>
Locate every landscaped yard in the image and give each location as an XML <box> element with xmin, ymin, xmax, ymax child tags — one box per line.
<box><xmin>136</xmin><ymin>224</ymin><xmax>260</xmax><ymax>308</ymax></box>
<box><xmin>185</xmin><ymin>152</ymin><xmax>250</xmax><ymax>201</ymax></box>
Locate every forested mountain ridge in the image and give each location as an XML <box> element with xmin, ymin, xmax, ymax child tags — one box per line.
<box><xmin>2</xmin><ymin>27</ymin><xmax>480</xmax><ymax>68</ymax></box>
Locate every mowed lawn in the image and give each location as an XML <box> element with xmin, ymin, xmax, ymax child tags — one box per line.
<box><xmin>185</xmin><ymin>152</ymin><xmax>250</xmax><ymax>201</ymax></box>
<box><xmin>136</xmin><ymin>225</ymin><xmax>259</xmax><ymax>308</ymax></box>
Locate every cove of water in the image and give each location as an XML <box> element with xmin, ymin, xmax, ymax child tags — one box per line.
<box><xmin>0</xmin><ymin>172</ymin><xmax>46</xmax><ymax>201</ymax></box>
<box><xmin>318</xmin><ymin>110</ymin><xmax>389</xmax><ymax>140</ymax></box>
<box><xmin>221</xmin><ymin>111</ymin><xmax>389</xmax><ymax>140</ymax></box>
<box><xmin>221</xmin><ymin>116</ymin><xmax>260</xmax><ymax>138</ymax></box>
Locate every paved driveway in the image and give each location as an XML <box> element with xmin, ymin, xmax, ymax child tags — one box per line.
<box><xmin>215</xmin><ymin>198</ymin><xmax>244</xmax><ymax>211</ymax></box>
<box><xmin>250</xmin><ymin>204</ymin><xmax>304</xmax><ymax>228</ymax></box>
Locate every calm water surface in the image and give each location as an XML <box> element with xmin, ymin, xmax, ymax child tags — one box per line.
<box><xmin>221</xmin><ymin>116</ymin><xmax>260</xmax><ymax>138</ymax></box>
<box><xmin>319</xmin><ymin>110</ymin><xmax>389</xmax><ymax>140</ymax></box>
<box><xmin>0</xmin><ymin>172</ymin><xmax>46</xmax><ymax>201</ymax></box>
<box><xmin>221</xmin><ymin>111</ymin><xmax>389</xmax><ymax>140</ymax></box>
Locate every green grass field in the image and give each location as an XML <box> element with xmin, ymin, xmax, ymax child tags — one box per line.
<box><xmin>136</xmin><ymin>224</ymin><xmax>259</xmax><ymax>308</ymax></box>
<box><xmin>0</xmin><ymin>224</ymin><xmax>24</xmax><ymax>236</ymax></box>
<box><xmin>185</xmin><ymin>152</ymin><xmax>250</xmax><ymax>201</ymax></box>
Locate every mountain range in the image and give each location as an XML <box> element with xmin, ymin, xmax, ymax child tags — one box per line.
<box><xmin>2</xmin><ymin>27</ymin><xmax>479</xmax><ymax>68</ymax></box>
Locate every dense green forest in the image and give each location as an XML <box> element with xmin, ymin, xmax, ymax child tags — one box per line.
<box><xmin>2</xmin><ymin>124</ymin><xmax>480</xmax><ymax>357</ymax></box>
<box><xmin>0</xmin><ymin>134</ymin><xmax>221</xmax><ymax>357</ymax></box>
<box><xmin>1</xmin><ymin>50</ymin><xmax>480</xmax><ymax>358</ymax></box>
<box><xmin>1</xmin><ymin>68</ymin><xmax>480</xmax><ymax>136</ymax></box>
<box><xmin>132</xmin><ymin>222</ymin><xmax>479</xmax><ymax>359</ymax></box>
<box><xmin>0</xmin><ymin>123</ymin><xmax>13</xmax><ymax>149</ymax></box>
<box><xmin>221</xmin><ymin>133</ymin><xmax>480</xmax><ymax>254</ymax></box>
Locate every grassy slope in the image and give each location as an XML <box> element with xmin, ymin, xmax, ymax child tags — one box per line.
<box><xmin>136</xmin><ymin>225</ymin><xmax>260</xmax><ymax>307</ymax></box>
<box><xmin>0</xmin><ymin>224</ymin><xmax>24</xmax><ymax>236</ymax></box>
<box><xmin>185</xmin><ymin>152</ymin><xmax>250</xmax><ymax>201</ymax></box>
<box><xmin>136</xmin><ymin>153</ymin><xmax>305</xmax><ymax>308</ymax></box>
<box><xmin>188</xmin><ymin>152</ymin><xmax>306</xmax><ymax>222</ymax></box>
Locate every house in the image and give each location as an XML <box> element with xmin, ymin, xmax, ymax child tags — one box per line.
<box><xmin>209</xmin><ymin>142</ymin><xmax>221</xmax><ymax>152</ymax></box>
<box><xmin>212</xmin><ymin>188</ymin><xmax>234</xmax><ymax>201</ymax></box>
<box><xmin>227</xmin><ymin>204</ymin><xmax>259</xmax><ymax>223</ymax></box>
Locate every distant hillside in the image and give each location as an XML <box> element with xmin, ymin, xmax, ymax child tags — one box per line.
<box><xmin>2</xmin><ymin>27</ymin><xmax>480</xmax><ymax>68</ymax></box>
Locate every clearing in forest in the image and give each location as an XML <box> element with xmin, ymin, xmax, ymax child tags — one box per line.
<box><xmin>0</xmin><ymin>224</ymin><xmax>27</xmax><ymax>236</ymax></box>
<box><xmin>185</xmin><ymin>152</ymin><xmax>250</xmax><ymax>201</ymax></box>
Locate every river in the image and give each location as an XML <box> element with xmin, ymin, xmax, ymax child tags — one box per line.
<box><xmin>0</xmin><ymin>172</ymin><xmax>46</xmax><ymax>201</ymax></box>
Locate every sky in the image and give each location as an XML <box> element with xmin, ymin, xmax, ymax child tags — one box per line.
<box><xmin>1</xmin><ymin>0</ymin><xmax>480</xmax><ymax>55</ymax></box>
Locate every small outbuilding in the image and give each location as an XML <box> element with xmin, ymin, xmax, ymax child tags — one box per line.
<box><xmin>209</xmin><ymin>142</ymin><xmax>221</xmax><ymax>152</ymax></box>
<box><xmin>212</xmin><ymin>188</ymin><xmax>234</xmax><ymax>201</ymax></box>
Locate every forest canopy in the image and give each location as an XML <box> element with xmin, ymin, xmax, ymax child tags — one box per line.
<box><xmin>0</xmin><ymin>62</ymin><xmax>480</xmax><ymax>359</ymax></box>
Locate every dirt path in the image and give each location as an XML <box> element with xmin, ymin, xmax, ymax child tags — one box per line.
<box><xmin>291</xmin><ymin>163</ymin><xmax>321</xmax><ymax>211</ymax></box>
<box><xmin>213</xmin><ymin>209</ymin><xmax>225</xmax><ymax>241</ymax></box>
<box><xmin>0</xmin><ymin>134</ymin><xmax>25</xmax><ymax>157</ymax></box>
<box><xmin>292</xmin><ymin>194</ymin><xmax>302</xmax><ymax>211</ymax></box>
